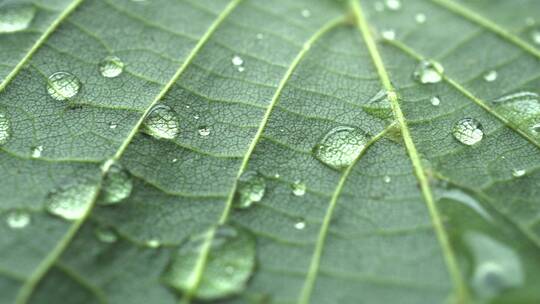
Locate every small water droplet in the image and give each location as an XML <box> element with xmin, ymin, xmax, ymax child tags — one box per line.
<box><xmin>314</xmin><ymin>126</ymin><xmax>368</xmax><ymax>170</ymax></box>
<box><xmin>483</xmin><ymin>70</ymin><xmax>498</xmax><ymax>82</ymax></box>
<box><xmin>274</xmin><ymin>173</ymin><xmax>280</xmax><ymax>178</ymax></box>
<box><xmin>512</xmin><ymin>169</ymin><xmax>526</xmax><ymax>177</ymax></box>
<box><xmin>193</xmin><ymin>114</ymin><xmax>200</xmax><ymax>120</ymax></box>
<box><xmin>291</xmin><ymin>180</ymin><xmax>306</xmax><ymax>197</ymax></box>
<box><xmin>530</xmin><ymin>28</ymin><xmax>540</xmax><ymax>45</ymax></box>
<box><xmin>99</xmin><ymin>164</ymin><xmax>132</xmax><ymax>205</ymax></box>
<box><xmin>415</xmin><ymin>13</ymin><xmax>426</xmax><ymax>24</ymax></box>
<box><xmin>45</xmin><ymin>180</ymin><xmax>98</xmax><ymax>221</ymax></box>
<box><xmin>109</xmin><ymin>122</ymin><xmax>117</xmax><ymax>129</ymax></box>
<box><xmin>294</xmin><ymin>219</ymin><xmax>306</xmax><ymax>230</ymax></box>
<box><xmin>0</xmin><ymin>4</ymin><xmax>35</xmax><ymax>33</ymax></box>
<box><xmin>46</xmin><ymin>72</ymin><xmax>81</xmax><ymax>101</ymax></box>
<box><xmin>530</xmin><ymin>123</ymin><xmax>540</xmax><ymax>135</ymax></box>
<box><xmin>172</xmin><ymin>158</ymin><xmax>178</xmax><ymax>163</ymax></box>
<box><xmin>381</xmin><ymin>29</ymin><xmax>396</xmax><ymax>40</ymax></box>
<box><xmin>430</xmin><ymin>96</ymin><xmax>441</xmax><ymax>106</ymax></box>
<box><xmin>142</xmin><ymin>104</ymin><xmax>179</xmax><ymax>140</ymax></box>
<box><xmin>452</xmin><ymin>118</ymin><xmax>484</xmax><ymax>146</ymax></box>
<box><xmin>31</xmin><ymin>145</ymin><xmax>43</xmax><ymax>158</ymax></box>
<box><xmin>301</xmin><ymin>9</ymin><xmax>311</xmax><ymax>18</ymax></box>
<box><xmin>0</xmin><ymin>110</ymin><xmax>11</xmax><ymax>145</ymax></box>
<box><xmin>234</xmin><ymin>171</ymin><xmax>265</xmax><ymax>209</ymax></box>
<box><xmin>99</xmin><ymin>55</ymin><xmax>124</xmax><ymax>78</ymax></box>
<box><xmin>256</xmin><ymin>33</ymin><xmax>264</xmax><ymax>40</ymax></box>
<box><xmin>5</xmin><ymin>210</ymin><xmax>30</xmax><ymax>229</ymax></box>
<box><xmin>383</xmin><ymin>175</ymin><xmax>391</xmax><ymax>183</ymax></box>
<box><xmin>385</xmin><ymin>0</ymin><xmax>401</xmax><ymax>11</ymax></box>
<box><xmin>198</xmin><ymin>126</ymin><xmax>210</xmax><ymax>137</ymax></box>
<box><xmin>146</xmin><ymin>239</ymin><xmax>161</xmax><ymax>248</ymax></box>
<box><xmin>95</xmin><ymin>226</ymin><xmax>118</xmax><ymax>243</ymax></box>
<box><xmin>414</xmin><ymin>60</ymin><xmax>444</xmax><ymax>84</ymax></box>
<box><xmin>237</xmin><ymin>66</ymin><xmax>245</xmax><ymax>72</ymax></box>
<box><xmin>232</xmin><ymin>55</ymin><xmax>243</xmax><ymax>66</ymax></box>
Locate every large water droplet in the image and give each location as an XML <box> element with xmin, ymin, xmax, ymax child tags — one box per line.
<box><xmin>314</xmin><ymin>126</ymin><xmax>368</xmax><ymax>170</ymax></box>
<box><xmin>362</xmin><ymin>89</ymin><xmax>393</xmax><ymax>119</ymax></box>
<box><xmin>46</xmin><ymin>72</ymin><xmax>81</xmax><ymax>101</ymax></box>
<box><xmin>0</xmin><ymin>110</ymin><xmax>11</xmax><ymax>145</ymax></box>
<box><xmin>452</xmin><ymin>118</ymin><xmax>484</xmax><ymax>146</ymax></box>
<box><xmin>45</xmin><ymin>180</ymin><xmax>98</xmax><ymax>221</ymax></box>
<box><xmin>99</xmin><ymin>164</ymin><xmax>132</xmax><ymax>205</ymax></box>
<box><xmin>493</xmin><ymin>91</ymin><xmax>540</xmax><ymax>135</ymax></box>
<box><xmin>99</xmin><ymin>56</ymin><xmax>124</xmax><ymax>78</ymax></box>
<box><xmin>142</xmin><ymin>104</ymin><xmax>179</xmax><ymax>140</ymax></box>
<box><xmin>0</xmin><ymin>4</ymin><xmax>35</xmax><ymax>33</ymax></box>
<box><xmin>483</xmin><ymin>70</ymin><xmax>498</xmax><ymax>82</ymax></box>
<box><xmin>291</xmin><ymin>180</ymin><xmax>306</xmax><ymax>197</ymax></box>
<box><xmin>95</xmin><ymin>226</ymin><xmax>118</xmax><ymax>243</ymax></box>
<box><xmin>414</xmin><ymin>60</ymin><xmax>444</xmax><ymax>84</ymax></box>
<box><xmin>163</xmin><ymin>225</ymin><xmax>255</xmax><ymax>300</ymax></box>
<box><xmin>234</xmin><ymin>171</ymin><xmax>265</xmax><ymax>209</ymax></box>
<box><xmin>5</xmin><ymin>210</ymin><xmax>30</xmax><ymax>229</ymax></box>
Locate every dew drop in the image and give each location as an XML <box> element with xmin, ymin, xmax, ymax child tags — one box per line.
<box><xmin>381</xmin><ymin>29</ymin><xmax>396</xmax><ymax>40</ymax></box>
<box><xmin>291</xmin><ymin>180</ymin><xmax>306</xmax><ymax>197</ymax></box>
<box><xmin>483</xmin><ymin>70</ymin><xmax>498</xmax><ymax>82</ymax></box>
<box><xmin>0</xmin><ymin>4</ymin><xmax>35</xmax><ymax>33</ymax></box>
<box><xmin>314</xmin><ymin>126</ymin><xmax>368</xmax><ymax>170</ymax></box>
<box><xmin>163</xmin><ymin>225</ymin><xmax>255</xmax><ymax>300</ymax></box>
<box><xmin>99</xmin><ymin>164</ymin><xmax>132</xmax><ymax>205</ymax></box>
<box><xmin>493</xmin><ymin>91</ymin><xmax>540</xmax><ymax>134</ymax></box>
<box><xmin>95</xmin><ymin>226</ymin><xmax>118</xmax><ymax>243</ymax></box>
<box><xmin>430</xmin><ymin>96</ymin><xmax>441</xmax><ymax>106</ymax></box>
<box><xmin>198</xmin><ymin>126</ymin><xmax>210</xmax><ymax>137</ymax></box>
<box><xmin>385</xmin><ymin>0</ymin><xmax>401</xmax><ymax>11</ymax></box>
<box><xmin>415</xmin><ymin>13</ymin><xmax>426</xmax><ymax>24</ymax></box>
<box><xmin>142</xmin><ymin>104</ymin><xmax>180</xmax><ymax>140</ymax></box>
<box><xmin>0</xmin><ymin>110</ymin><xmax>11</xmax><ymax>145</ymax></box>
<box><xmin>171</xmin><ymin>158</ymin><xmax>178</xmax><ymax>163</ymax></box>
<box><xmin>232</xmin><ymin>55</ymin><xmax>243</xmax><ymax>66</ymax></box>
<box><xmin>383</xmin><ymin>175</ymin><xmax>391</xmax><ymax>183</ymax></box>
<box><xmin>5</xmin><ymin>210</ymin><xmax>30</xmax><ymax>229</ymax></box>
<box><xmin>414</xmin><ymin>60</ymin><xmax>444</xmax><ymax>84</ymax></box>
<box><xmin>146</xmin><ymin>239</ymin><xmax>161</xmax><ymax>248</ymax></box>
<box><xmin>45</xmin><ymin>180</ymin><xmax>98</xmax><ymax>221</ymax></box>
<box><xmin>294</xmin><ymin>219</ymin><xmax>306</xmax><ymax>230</ymax></box>
<box><xmin>530</xmin><ymin>123</ymin><xmax>540</xmax><ymax>135</ymax></box>
<box><xmin>452</xmin><ymin>118</ymin><xmax>484</xmax><ymax>146</ymax></box>
<box><xmin>31</xmin><ymin>145</ymin><xmax>43</xmax><ymax>158</ymax></box>
<box><xmin>363</xmin><ymin>90</ymin><xmax>393</xmax><ymax>119</ymax></box>
<box><xmin>530</xmin><ymin>28</ymin><xmax>540</xmax><ymax>45</ymax></box>
<box><xmin>237</xmin><ymin>66</ymin><xmax>245</xmax><ymax>72</ymax></box>
<box><xmin>99</xmin><ymin>55</ymin><xmax>124</xmax><ymax>78</ymax></box>
<box><xmin>46</xmin><ymin>72</ymin><xmax>81</xmax><ymax>101</ymax></box>
<box><xmin>512</xmin><ymin>169</ymin><xmax>526</xmax><ymax>177</ymax></box>
<box><xmin>234</xmin><ymin>171</ymin><xmax>265</xmax><ymax>209</ymax></box>
<box><xmin>109</xmin><ymin>122</ymin><xmax>117</xmax><ymax>129</ymax></box>
<box><xmin>301</xmin><ymin>9</ymin><xmax>311</xmax><ymax>18</ymax></box>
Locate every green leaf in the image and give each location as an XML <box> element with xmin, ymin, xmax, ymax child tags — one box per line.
<box><xmin>1</xmin><ymin>0</ymin><xmax>540</xmax><ymax>303</ymax></box>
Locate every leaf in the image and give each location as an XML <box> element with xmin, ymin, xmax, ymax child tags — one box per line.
<box><xmin>1</xmin><ymin>0</ymin><xmax>540</xmax><ymax>303</ymax></box>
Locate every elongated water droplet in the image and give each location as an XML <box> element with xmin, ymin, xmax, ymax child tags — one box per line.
<box><xmin>291</xmin><ymin>180</ymin><xmax>306</xmax><ymax>197</ymax></box>
<box><xmin>430</xmin><ymin>96</ymin><xmax>441</xmax><ymax>106</ymax></box>
<box><xmin>483</xmin><ymin>70</ymin><xmax>498</xmax><ymax>82</ymax></box>
<box><xmin>385</xmin><ymin>0</ymin><xmax>401</xmax><ymax>10</ymax></box>
<box><xmin>163</xmin><ymin>225</ymin><xmax>255</xmax><ymax>300</ymax></box>
<box><xmin>452</xmin><ymin>118</ymin><xmax>483</xmax><ymax>146</ymax></box>
<box><xmin>31</xmin><ymin>145</ymin><xmax>43</xmax><ymax>158</ymax></box>
<box><xmin>145</xmin><ymin>239</ymin><xmax>161</xmax><ymax>248</ymax></box>
<box><xmin>0</xmin><ymin>110</ymin><xmax>11</xmax><ymax>145</ymax></box>
<box><xmin>99</xmin><ymin>56</ymin><xmax>124</xmax><ymax>78</ymax></box>
<box><xmin>142</xmin><ymin>105</ymin><xmax>179</xmax><ymax>140</ymax></box>
<box><xmin>415</xmin><ymin>13</ymin><xmax>426</xmax><ymax>24</ymax></box>
<box><xmin>46</xmin><ymin>72</ymin><xmax>81</xmax><ymax>101</ymax></box>
<box><xmin>95</xmin><ymin>226</ymin><xmax>118</xmax><ymax>243</ymax></box>
<box><xmin>45</xmin><ymin>180</ymin><xmax>98</xmax><ymax>221</ymax></box>
<box><xmin>234</xmin><ymin>171</ymin><xmax>265</xmax><ymax>209</ymax></box>
<box><xmin>512</xmin><ymin>169</ymin><xmax>526</xmax><ymax>177</ymax></box>
<box><xmin>198</xmin><ymin>126</ymin><xmax>210</xmax><ymax>137</ymax></box>
<box><xmin>414</xmin><ymin>60</ymin><xmax>444</xmax><ymax>84</ymax></box>
<box><xmin>314</xmin><ymin>126</ymin><xmax>368</xmax><ymax>170</ymax></box>
<box><xmin>99</xmin><ymin>164</ymin><xmax>132</xmax><ymax>205</ymax></box>
<box><xmin>5</xmin><ymin>210</ymin><xmax>30</xmax><ymax>229</ymax></box>
<box><xmin>0</xmin><ymin>4</ymin><xmax>35</xmax><ymax>33</ymax></box>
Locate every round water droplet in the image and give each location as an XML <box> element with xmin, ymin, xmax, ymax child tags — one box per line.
<box><xmin>301</xmin><ymin>9</ymin><xmax>311</xmax><ymax>18</ymax></box>
<box><xmin>483</xmin><ymin>70</ymin><xmax>498</xmax><ymax>82</ymax></box>
<box><xmin>0</xmin><ymin>4</ymin><xmax>35</xmax><ymax>33</ymax></box>
<box><xmin>414</xmin><ymin>60</ymin><xmax>444</xmax><ymax>84</ymax></box>
<box><xmin>5</xmin><ymin>210</ymin><xmax>30</xmax><ymax>229</ymax></box>
<box><xmin>430</xmin><ymin>96</ymin><xmax>441</xmax><ymax>106</ymax></box>
<box><xmin>163</xmin><ymin>225</ymin><xmax>255</xmax><ymax>300</ymax></box>
<box><xmin>291</xmin><ymin>180</ymin><xmax>306</xmax><ymax>197</ymax></box>
<box><xmin>95</xmin><ymin>226</ymin><xmax>117</xmax><ymax>243</ymax></box>
<box><xmin>45</xmin><ymin>180</ymin><xmax>98</xmax><ymax>221</ymax></box>
<box><xmin>452</xmin><ymin>118</ymin><xmax>484</xmax><ymax>146</ymax></box>
<box><xmin>0</xmin><ymin>110</ymin><xmax>11</xmax><ymax>145</ymax></box>
<box><xmin>46</xmin><ymin>72</ymin><xmax>81</xmax><ymax>101</ymax></box>
<box><xmin>383</xmin><ymin>175</ymin><xmax>391</xmax><ymax>183</ymax></box>
<box><xmin>232</xmin><ymin>55</ymin><xmax>243</xmax><ymax>66</ymax></box>
<box><xmin>381</xmin><ymin>29</ymin><xmax>396</xmax><ymax>40</ymax></box>
<box><xmin>99</xmin><ymin>55</ymin><xmax>124</xmax><ymax>78</ymax></box>
<box><xmin>31</xmin><ymin>145</ymin><xmax>43</xmax><ymax>158</ymax></box>
<box><xmin>294</xmin><ymin>219</ymin><xmax>306</xmax><ymax>230</ymax></box>
<box><xmin>314</xmin><ymin>126</ymin><xmax>368</xmax><ymax>170</ymax></box>
<box><xmin>142</xmin><ymin>104</ymin><xmax>180</xmax><ymax>140</ymax></box>
<box><xmin>530</xmin><ymin>28</ymin><xmax>540</xmax><ymax>45</ymax></box>
<box><xmin>99</xmin><ymin>164</ymin><xmax>132</xmax><ymax>205</ymax></box>
<box><xmin>385</xmin><ymin>0</ymin><xmax>401</xmax><ymax>10</ymax></box>
<box><xmin>198</xmin><ymin>126</ymin><xmax>210</xmax><ymax>137</ymax></box>
<box><xmin>512</xmin><ymin>169</ymin><xmax>526</xmax><ymax>177</ymax></box>
<box><xmin>234</xmin><ymin>171</ymin><xmax>265</xmax><ymax>209</ymax></box>
<box><xmin>415</xmin><ymin>13</ymin><xmax>426</xmax><ymax>24</ymax></box>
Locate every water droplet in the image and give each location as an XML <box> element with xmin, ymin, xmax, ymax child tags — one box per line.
<box><xmin>530</xmin><ymin>28</ymin><xmax>540</xmax><ymax>45</ymax></box>
<box><xmin>256</xmin><ymin>33</ymin><xmax>264</xmax><ymax>40</ymax></box>
<box><xmin>172</xmin><ymin>158</ymin><xmax>178</xmax><ymax>163</ymax></box>
<box><xmin>237</xmin><ymin>66</ymin><xmax>245</xmax><ymax>72</ymax></box>
<box><xmin>232</xmin><ymin>55</ymin><xmax>243</xmax><ymax>66</ymax></box>
<box><xmin>415</xmin><ymin>13</ymin><xmax>426</xmax><ymax>24</ymax></box>
<box><xmin>31</xmin><ymin>145</ymin><xmax>43</xmax><ymax>158</ymax></box>
<box><xmin>530</xmin><ymin>122</ymin><xmax>540</xmax><ymax>135</ymax></box>
<box><xmin>414</xmin><ymin>60</ymin><xmax>444</xmax><ymax>84</ymax></box>
<box><xmin>99</xmin><ymin>164</ymin><xmax>132</xmax><ymax>205</ymax></box>
<box><xmin>452</xmin><ymin>118</ymin><xmax>484</xmax><ymax>146</ymax></box>
<box><xmin>430</xmin><ymin>96</ymin><xmax>441</xmax><ymax>106</ymax></box>
<box><xmin>381</xmin><ymin>29</ymin><xmax>396</xmax><ymax>40</ymax></box>
<box><xmin>198</xmin><ymin>126</ymin><xmax>210</xmax><ymax>137</ymax></box>
<box><xmin>146</xmin><ymin>239</ymin><xmax>161</xmax><ymax>248</ymax></box>
<box><xmin>95</xmin><ymin>226</ymin><xmax>117</xmax><ymax>243</ymax></box>
<box><xmin>314</xmin><ymin>126</ymin><xmax>368</xmax><ymax>170</ymax></box>
<box><xmin>142</xmin><ymin>104</ymin><xmax>180</xmax><ymax>140</ymax></box>
<box><xmin>291</xmin><ymin>180</ymin><xmax>306</xmax><ymax>196</ymax></box>
<box><xmin>234</xmin><ymin>171</ymin><xmax>265</xmax><ymax>209</ymax></box>
<box><xmin>512</xmin><ymin>169</ymin><xmax>526</xmax><ymax>177</ymax></box>
<box><xmin>109</xmin><ymin>122</ymin><xmax>117</xmax><ymax>129</ymax></box>
<box><xmin>5</xmin><ymin>210</ymin><xmax>30</xmax><ymax>229</ymax></box>
<box><xmin>301</xmin><ymin>9</ymin><xmax>311</xmax><ymax>18</ymax></box>
<box><xmin>385</xmin><ymin>0</ymin><xmax>401</xmax><ymax>10</ymax></box>
<box><xmin>45</xmin><ymin>180</ymin><xmax>98</xmax><ymax>221</ymax></box>
<box><xmin>493</xmin><ymin>91</ymin><xmax>540</xmax><ymax>134</ymax></box>
<box><xmin>483</xmin><ymin>70</ymin><xmax>498</xmax><ymax>82</ymax></box>
<box><xmin>294</xmin><ymin>219</ymin><xmax>306</xmax><ymax>230</ymax></box>
<box><xmin>163</xmin><ymin>225</ymin><xmax>255</xmax><ymax>300</ymax></box>
<box><xmin>99</xmin><ymin>55</ymin><xmax>124</xmax><ymax>78</ymax></box>
<box><xmin>383</xmin><ymin>175</ymin><xmax>391</xmax><ymax>183</ymax></box>
<box><xmin>362</xmin><ymin>89</ymin><xmax>393</xmax><ymax>119</ymax></box>
<box><xmin>46</xmin><ymin>72</ymin><xmax>81</xmax><ymax>101</ymax></box>
<box><xmin>0</xmin><ymin>4</ymin><xmax>35</xmax><ymax>33</ymax></box>
<box><xmin>0</xmin><ymin>110</ymin><xmax>11</xmax><ymax>145</ymax></box>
